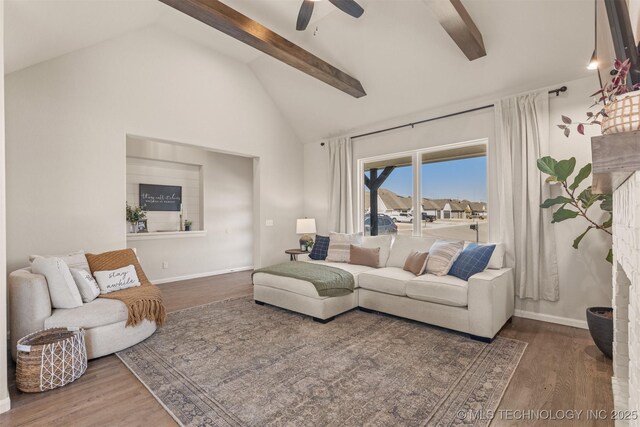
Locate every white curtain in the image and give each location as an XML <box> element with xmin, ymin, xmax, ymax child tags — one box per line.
<box><xmin>492</xmin><ymin>91</ymin><xmax>559</xmax><ymax>301</ymax></box>
<box><xmin>328</xmin><ymin>137</ymin><xmax>354</xmax><ymax>234</ymax></box>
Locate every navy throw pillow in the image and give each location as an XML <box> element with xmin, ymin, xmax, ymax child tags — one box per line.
<box><xmin>309</xmin><ymin>235</ymin><xmax>330</xmax><ymax>260</ymax></box>
<box><xmin>448</xmin><ymin>243</ymin><xmax>496</xmax><ymax>281</ymax></box>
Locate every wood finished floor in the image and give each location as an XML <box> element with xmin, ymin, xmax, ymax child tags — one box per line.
<box><xmin>1</xmin><ymin>271</ymin><xmax>613</xmax><ymax>426</ymax></box>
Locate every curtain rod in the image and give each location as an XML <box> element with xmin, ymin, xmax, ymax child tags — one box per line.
<box><xmin>349</xmin><ymin>86</ymin><xmax>568</xmax><ymax>141</ymax></box>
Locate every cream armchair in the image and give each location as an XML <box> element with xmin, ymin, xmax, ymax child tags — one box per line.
<box><xmin>9</xmin><ymin>269</ymin><xmax>156</xmax><ymax>360</ymax></box>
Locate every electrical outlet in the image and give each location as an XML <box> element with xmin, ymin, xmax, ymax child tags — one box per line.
<box><xmin>162</xmin><ymin>261</ymin><xmax>169</xmax><ymax>269</ymax></box>
<box><xmin>265</xmin><ymin>219</ymin><xmax>274</xmax><ymax>227</ymax></box>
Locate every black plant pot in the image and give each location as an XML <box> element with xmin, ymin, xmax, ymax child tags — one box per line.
<box><xmin>586</xmin><ymin>307</ymin><xmax>613</xmax><ymax>359</ymax></box>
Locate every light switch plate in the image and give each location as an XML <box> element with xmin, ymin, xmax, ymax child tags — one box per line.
<box><xmin>265</xmin><ymin>219</ymin><xmax>274</xmax><ymax>227</ymax></box>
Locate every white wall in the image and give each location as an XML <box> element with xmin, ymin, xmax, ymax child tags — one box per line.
<box><xmin>5</xmin><ymin>26</ymin><xmax>303</xmax><ymax>275</ymax></box>
<box><xmin>304</xmin><ymin>75</ymin><xmax>612</xmax><ymax>327</ymax></box>
<box><xmin>630</xmin><ymin>0</ymin><xmax>640</xmax><ymax>40</ymax></box>
<box><xmin>304</xmin><ymin>143</ymin><xmax>331</xmax><ymax>236</ymax></box>
<box><xmin>126</xmin><ymin>138</ymin><xmax>253</xmax><ymax>282</ymax></box>
<box><xmin>0</xmin><ymin>0</ymin><xmax>11</xmax><ymax>414</ymax></box>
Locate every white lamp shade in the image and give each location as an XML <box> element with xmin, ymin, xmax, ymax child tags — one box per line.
<box><xmin>296</xmin><ymin>218</ymin><xmax>316</xmax><ymax>234</ymax></box>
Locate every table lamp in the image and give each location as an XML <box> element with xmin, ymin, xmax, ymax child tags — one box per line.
<box><xmin>296</xmin><ymin>218</ymin><xmax>316</xmax><ymax>251</ymax></box>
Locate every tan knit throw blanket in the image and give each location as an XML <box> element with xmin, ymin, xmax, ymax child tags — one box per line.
<box><xmin>86</xmin><ymin>249</ymin><xmax>166</xmax><ymax>327</ymax></box>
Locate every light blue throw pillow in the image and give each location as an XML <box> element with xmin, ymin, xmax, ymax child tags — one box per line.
<box><xmin>448</xmin><ymin>243</ymin><xmax>496</xmax><ymax>281</ymax></box>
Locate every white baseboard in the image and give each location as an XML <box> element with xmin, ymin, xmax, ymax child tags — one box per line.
<box><xmin>514</xmin><ymin>309</ymin><xmax>588</xmax><ymax>329</ymax></box>
<box><xmin>0</xmin><ymin>396</ymin><xmax>11</xmax><ymax>414</ymax></box>
<box><xmin>151</xmin><ymin>266</ymin><xmax>254</xmax><ymax>285</ymax></box>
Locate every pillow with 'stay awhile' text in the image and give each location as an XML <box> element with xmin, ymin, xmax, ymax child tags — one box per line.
<box><xmin>93</xmin><ymin>264</ymin><xmax>140</xmax><ymax>294</ymax></box>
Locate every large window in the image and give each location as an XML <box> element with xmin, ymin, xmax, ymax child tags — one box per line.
<box><xmin>363</xmin><ymin>156</ymin><xmax>412</xmax><ymax>236</ymax></box>
<box><xmin>359</xmin><ymin>141</ymin><xmax>488</xmax><ymax>242</ymax></box>
<box><xmin>421</xmin><ymin>148</ymin><xmax>488</xmax><ymax>242</ymax></box>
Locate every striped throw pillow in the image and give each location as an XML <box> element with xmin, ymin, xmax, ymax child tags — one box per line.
<box><xmin>425</xmin><ymin>240</ymin><xmax>464</xmax><ymax>276</ymax></box>
<box><xmin>326</xmin><ymin>232</ymin><xmax>363</xmax><ymax>263</ymax></box>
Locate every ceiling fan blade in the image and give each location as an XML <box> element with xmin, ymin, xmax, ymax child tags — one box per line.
<box><xmin>328</xmin><ymin>0</ymin><xmax>364</xmax><ymax>18</ymax></box>
<box><xmin>296</xmin><ymin>0</ymin><xmax>314</xmax><ymax>31</ymax></box>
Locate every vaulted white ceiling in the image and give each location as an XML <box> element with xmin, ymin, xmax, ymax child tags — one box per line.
<box><xmin>4</xmin><ymin>0</ymin><xmax>164</xmax><ymax>74</ymax></box>
<box><xmin>5</xmin><ymin>0</ymin><xmax>594</xmax><ymax>143</ymax></box>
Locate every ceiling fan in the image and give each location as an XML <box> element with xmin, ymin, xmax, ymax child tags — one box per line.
<box><xmin>296</xmin><ymin>0</ymin><xmax>364</xmax><ymax>31</ymax></box>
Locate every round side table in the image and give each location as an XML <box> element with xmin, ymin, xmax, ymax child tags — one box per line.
<box><xmin>285</xmin><ymin>249</ymin><xmax>308</xmax><ymax>261</ymax></box>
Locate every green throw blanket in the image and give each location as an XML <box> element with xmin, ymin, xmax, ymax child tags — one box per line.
<box><xmin>253</xmin><ymin>261</ymin><xmax>355</xmax><ymax>297</ymax></box>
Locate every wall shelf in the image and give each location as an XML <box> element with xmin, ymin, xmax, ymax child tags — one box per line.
<box><xmin>591</xmin><ymin>130</ymin><xmax>640</xmax><ymax>193</ymax></box>
<box><xmin>126</xmin><ymin>230</ymin><xmax>207</xmax><ymax>241</ymax></box>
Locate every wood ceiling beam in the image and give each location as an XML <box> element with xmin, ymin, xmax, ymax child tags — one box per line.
<box><xmin>426</xmin><ymin>0</ymin><xmax>486</xmax><ymax>61</ymax></box>
<box><xmin>159</xmin><ymin>0</ymin><xmax>366</xmax><ymax>98</ymax></box>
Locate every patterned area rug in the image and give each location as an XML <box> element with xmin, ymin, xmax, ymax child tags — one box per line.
<box><xmin>117</xmin><ymin>297</ymin><xmax>526</xmax><ymax>426</ymax></box>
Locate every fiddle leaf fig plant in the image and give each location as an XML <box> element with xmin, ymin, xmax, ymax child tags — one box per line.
<box><xmin>537</xmin><ymin>156</ymin><xmax>613</xmax><ymax>263</ymax></box>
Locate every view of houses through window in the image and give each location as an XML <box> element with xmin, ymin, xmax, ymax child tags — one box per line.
<box><xmin>362</xmin><ymin>143</ymin><xmax>488</xmax><ymax>242</ymax></box>
<box><xmin>363</xmin><ymin>156</ymin><xmax>412</xmax><ymax>236</ymax></box>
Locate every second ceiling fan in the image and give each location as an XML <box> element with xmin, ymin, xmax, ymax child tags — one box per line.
<box><xmin>296</xmin><ymin>0</ymin><xmax>364</xmax><ymax>31</ymax></box>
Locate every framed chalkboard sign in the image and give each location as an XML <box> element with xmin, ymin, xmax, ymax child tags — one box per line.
<box><xmin>139</xmin><ymin>184</ymin><xmax>182</xmax><ymax>212</ymax></box>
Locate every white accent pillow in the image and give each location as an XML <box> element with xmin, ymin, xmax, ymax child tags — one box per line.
<box><xmin>94</xmin><ymin>265</ymin><xmax>141</xmax><ymax>294</ymax></box>
<box><xmin>463</xmin><ymin>242</ymin><xmax>506</xmax><ymax>269</ymax></box>
<box><xmin>30</xmin><ymin>250</ymin><xmax>89</xmax><ymax>271</ymax></box>
<box><xmin>70</xmin><ymin>268</ymin><xmax>101</xmax><ymax>303</ymax></box>
<box><xmin>326</xmin><ymin>232</ymin><xmax>363</xmax><ymax>263</ymax></box>
<box><xmin>487</xmin><ymin>243</ymin><xmax>505</xmax><ymax>269</ymax></box>
<box><xmin>361</xmin><ymin>235</ymin><xmax>393</xmax><ymax>267</ymax></box>
<box><xmin>31</xmin><ymin>257</ymin><xmax>83</xmax><ymax>308</ymax></box>
<box><xmin>425</xmin><ymin>240</ymin><xmax>464</xmax><ymax>276</ymax></box>
<box><xmin>387</xmin><ymin>235</ymin><xmax>437</xmax><ymax>268</ymax></box>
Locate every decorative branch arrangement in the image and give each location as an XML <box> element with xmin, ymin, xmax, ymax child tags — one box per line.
<box><xmin>126</xmin><ymin>203</ymin><xmax>147</xmax><ymax>223</ymax></box>
<box><xmin>558</xmin><ymin>58</ymin><xmax>640</xmax><ymax>137</ymax></box>
<box><xmin>537</xmin><ymin>156</ymin><xmax>613</xmax><ymax>263</ymax></box>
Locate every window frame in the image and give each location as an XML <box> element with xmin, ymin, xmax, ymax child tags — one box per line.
<box><xmin>356</xmin><ymin>138</ymin><xmax>489</xmax><ymax>237</ymax></box>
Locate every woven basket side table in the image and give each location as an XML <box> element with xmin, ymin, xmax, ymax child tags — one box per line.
<box><xmin>16</xmin><ymin>327</ymin><xmax>88</xmax><ymax>393</ymax></box>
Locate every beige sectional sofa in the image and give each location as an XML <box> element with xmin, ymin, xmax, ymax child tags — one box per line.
<box><xmin>253</xmin><ymin>235</ymin><xmax>514</xmax><ymax>342</ymax></box>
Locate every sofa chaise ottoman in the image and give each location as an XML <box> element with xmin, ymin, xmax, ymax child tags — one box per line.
<box><xmin>253</xmin><ymin>235</ymin><xmax>514</xmax><ymax>341</ymax></box>
<box><xmin>253</xmin><ymin>261</ymin><xmax>374</xmax><ymax>323</ymax></box>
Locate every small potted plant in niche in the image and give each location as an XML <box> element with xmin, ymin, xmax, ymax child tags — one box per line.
<box><xmin>184</xmin><ymin>219</ymin><xmax>193</xmax><ymax>232</ymax></box>
<box><xmin>126</xmin><ymin>203</ymin><xmax>147</xmax><ymax>234</ymax></box>
<box><xmin>558</xmin><ymin>58</ymin><xmax>640</xmax><ymax>137</ymax></box>
<box><xmin>537</xmin><ymin>157</ymin><xmax>614</xmax><ymax>358</ymax></box>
